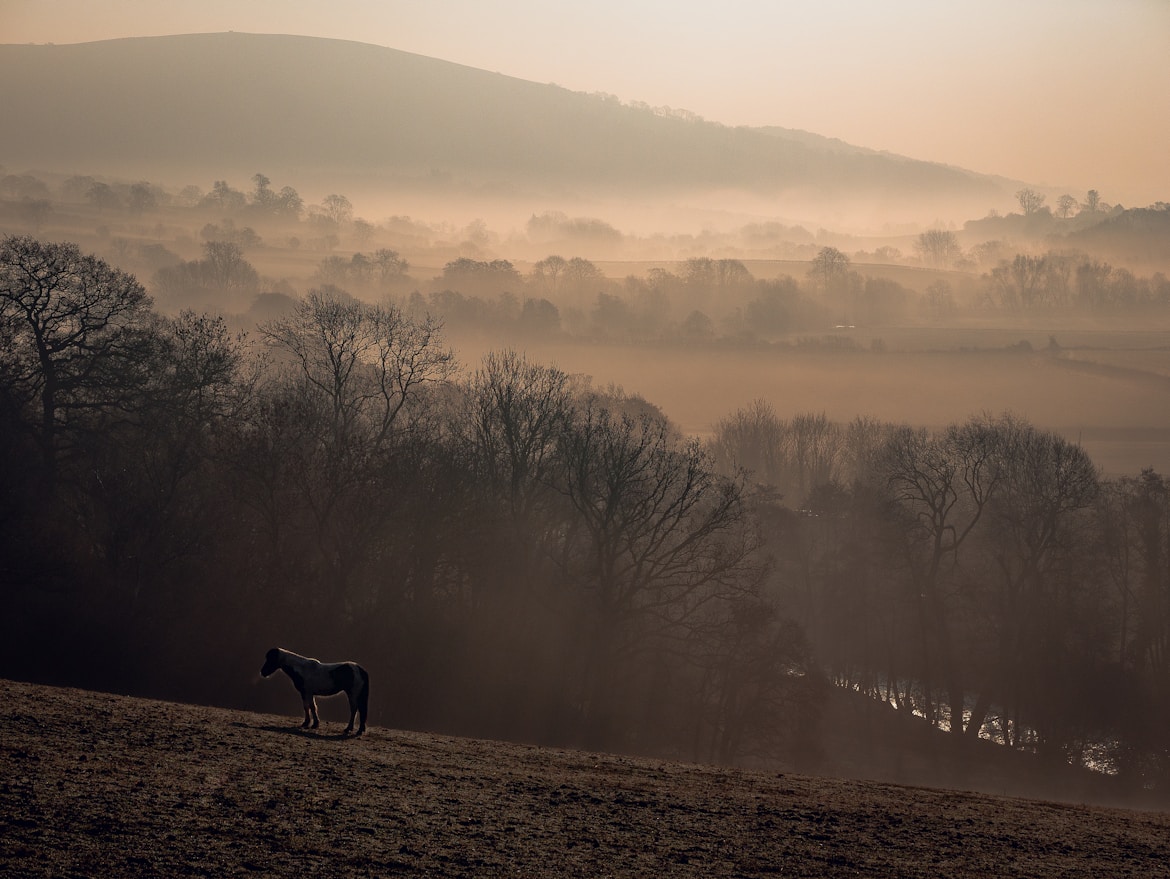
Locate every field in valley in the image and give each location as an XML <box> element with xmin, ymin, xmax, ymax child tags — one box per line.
<box><xmin>454</xmin><ymin>327</ymin><xmax>1170</xmax><ymax>478</ymax></box>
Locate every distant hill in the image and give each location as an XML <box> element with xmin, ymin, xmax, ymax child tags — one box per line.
<box><xmin>0</xmin><ymin>33</ymin><xmax>1010</xmax><ymax>213</ymax></box>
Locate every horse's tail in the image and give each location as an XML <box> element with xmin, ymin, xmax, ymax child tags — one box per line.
<box><xmin>357</xmin><ymin>665</ymin><xmax>370</xmax><ymax>728</ymax></box>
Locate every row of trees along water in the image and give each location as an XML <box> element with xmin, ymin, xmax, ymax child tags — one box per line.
<box><xmin>2</xmin><ymin>235</ymin><xmax>1169</xmax><ymax>794</ymax></box>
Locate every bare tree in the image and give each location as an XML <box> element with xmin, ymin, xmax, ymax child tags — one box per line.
<box><xmin>373</xmin><ymin>248</ymin><xmax>409</xmax><ymax>285</ymax></box>
<box><xmin>989</xmin><ymin>254</ymin><xmax>1050</xmax><ymax>309</ymax></box>
<box><xmin>86</xmin><ymin>182</ymin><xmax>120</xmax><ymax>212</ymax></box>
<box><xmin>880</xmin><ymin>415</ymin><xmax>1005</xmax><ymax>733</ymax></box>
<box><xmin>555</xmin><ymin>404</ymin><xmax>756</xmax><ymax>743</ymax></box>
<box><xmin>319</xmin><ymin>193</ymin><xmax>353</xmax><ymax>225</ymax></box>
<box><xmin>261</xmin><ymin>287</ymin><xmax>454</xmax><ymax>451</ymax></box>
<box><xmin>707</xmin><ymin>399</ymin><xmax>787</xmax><ymax>486</ymax></box>
<box><xmin>126</xmin><ymin>182</ymin><xmax>157</xmax><ymax>215</ymax></box>
<box><xmin>201</xmin><ymin>241</ymin><xmax>258</xmax><ymax>291</ymax></box>
<box><xmin>0</xmin><ymin>236</ymin><xmax>153</xmax><ymax>479</ymax></box>
<box><xmin>245</xmin><ymin>288</ymin><xmax>455</xmax><ymax>623</ymax></box>
<box><xmin>531</xmin><ymin>255</ymin><xmax>568</xmax><ymax>296</ymax></box>
<box><xmin>250</xmin><ymin>173</ymin><xmax>276</xmax><ymax>212</ymax></box>
<box><xmin>788</xmin><ymin>413</ymin><xmax>843</xmax><ymax>503</ymax></box>
<box><xmin>1055</xmin><ymin>194</ymin><xmax>1079</xmax><ymax>219</ymax></box>
<box><xmin>466</xmin><ymin>350</ymin><xmax>574</xmax><ymax>525</ymax></box>
<box><xmin>914</xmin><ymin>229</ymin><xmax>962</xmax><ymax>268</ymax></box>
<box><xmin>1016</xmin><ymin>188</ymin><xmax>1047</xmax><ymax>216</ymax></box>
<box><xmin>202</xmin><ymin>180</ymin><xmax>246</xmax><ymax>212</ymax></box>
<box><xmin>685</xmin><ymin>257</ymin><xmax>754</xmax><ymax>292</ymax></box>
<box><xmin>808</xmin><ymin>247</ymin><xmax>851</xmax><ymax>300</ymax></box>
<box><xmin>456</xmin><ymin>348</ymin><xmax>579</xmax><ymax>700</ymax></box>
<box><xmin>1094</xmin><ymin>470</ymin><xmax>1170</xmax><ymax>784</ymax></box>
<box><xmin>276</xmin><ymin>185</ymin><xmax>304</xmax><ymax>218</ymax></box>
<box><xmin>977</xmin><ymin>418</ymin><xmax>1100</xmax><ymax>753</ymax></box>
<box><xmin>80</xmin><ymin>309</ymin><xmax>255</xmax><ymax>601</ymax></box>
<box><xmin>563</xmin><ymin>256</ymin><xmax>605</xmax><ymax>294</ymax></box>
<box><xmin>440</xmin><ymin>258</ymin><xmax>522</xmax><ymax>298</ymax></box>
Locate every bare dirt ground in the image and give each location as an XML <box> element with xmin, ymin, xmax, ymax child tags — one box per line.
<box><xmin>3</xmin><ymin>678</ymin><xmax>1169</xmax><ymax>878</ymax></box>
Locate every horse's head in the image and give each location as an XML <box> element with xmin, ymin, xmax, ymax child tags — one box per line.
<box><xmin>260</xmin><ymin>647</ymin><xmax>283</xmax><ymax>677</ymax></box>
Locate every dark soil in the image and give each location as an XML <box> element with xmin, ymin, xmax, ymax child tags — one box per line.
<box><xmin>3</xmin><ymin>678</ymin><xmax>1169</xmax><ymax>877</ymax></box>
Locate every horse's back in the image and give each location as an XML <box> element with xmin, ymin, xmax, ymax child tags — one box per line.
<box><xmin>306</xmin><ymin>659</ymin><xmax>365</xmax><ymax>695</ymax></box>
<box><xmin>331</xmin><ymin>662</ymin><xmax>357</xmax><ymax>691</ymax></box>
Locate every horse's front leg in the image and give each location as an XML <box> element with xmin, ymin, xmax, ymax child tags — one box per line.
<box><xmin>308</xmin><ymin>696</ymin><xmax>320</xmax><ymax>729</ymax></box>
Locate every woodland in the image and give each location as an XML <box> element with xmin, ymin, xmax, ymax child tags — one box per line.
<box><xmin>3</xmin><ymin>168</ymin><xmax>1170</xmax><ymax>803</ymax></box>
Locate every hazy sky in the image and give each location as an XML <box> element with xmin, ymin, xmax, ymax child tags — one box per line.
<box><xmin>3</xmin><ymin>0</ymin><xmax>1168</xmax><ymax>205</ymax></box>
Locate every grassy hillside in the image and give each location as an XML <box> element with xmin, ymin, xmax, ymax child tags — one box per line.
<box><xmin>3</xmin><ymin>678</ymin><xmax>1168</xmax><ymax>877</ymax></box>
<box><xmin>0</xmin><ymin>34</ymin><xmax>1007</xmax><ymax>210</ymax></box>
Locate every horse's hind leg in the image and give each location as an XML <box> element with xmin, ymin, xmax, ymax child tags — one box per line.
<box><xmin>357</xmin><ymin>679</ymin><xmax>368</xmax><ymax>736</ymax></box>
<box><xmin>344</xmin><ymin>695</ymin><xmax>357</xmax><ymax>735</ymax></box>
<box><xmin>345</xmin><ymin>691</ymin><xmax>366</xmax><ymax>736</ymax></box>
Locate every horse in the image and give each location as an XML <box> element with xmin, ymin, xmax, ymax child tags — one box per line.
<box><xmin>260</xmin><ymin>647</ymin><xmax>369</xmax><ymax>736</ymax></box>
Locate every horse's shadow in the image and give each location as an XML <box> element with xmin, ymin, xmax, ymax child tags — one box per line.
<box><xmin>232</xmin><ymin>721</ymin><xmax>358</xmax><ymax>742</ymax></box>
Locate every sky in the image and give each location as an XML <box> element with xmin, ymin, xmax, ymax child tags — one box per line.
<box><xmin>3</xmin><ymin>0</ymin><xmax>1168</xmax><ymax>206</ymax></box>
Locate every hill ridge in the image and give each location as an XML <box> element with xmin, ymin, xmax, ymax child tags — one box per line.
<box><xmin>0</xmin><ymin>32</ymin><xmax>1010</xmax><ymax>214</ymax></box>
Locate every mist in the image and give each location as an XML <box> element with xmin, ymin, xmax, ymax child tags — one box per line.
<box><xmin>4</xmin><ymin>30</ymin><xmax>1170</xmax><ymax>809</ymax></box>
<box><xmin>13</xmin><ymin>164</ymin><xmax>1162</xmax><ymax>471</ymax></box>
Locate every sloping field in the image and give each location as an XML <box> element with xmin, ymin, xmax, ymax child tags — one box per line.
<box><xmin>2</xmin><ymin>679</ymin><xmax>1168</xmax><ymax>877</ymax></box>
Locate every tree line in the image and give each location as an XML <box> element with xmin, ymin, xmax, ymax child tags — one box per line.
<box><xmin>405</xmin><ymin>251</ymin><xmax>1170</xmax><ymax>346</ymax></box>
<box><xmin>3</xmin><ymin>234</ymin><xmax>1169</xmax><ymax>793</ymax></box>
<box><xmin>707</xmin><ymin>402</ymin><xmax>1170</xmax><ymax>790</ymax></box>
<box><xmin>143</xmin><ymin>239</ymin><xmax>1169</xmax><ymax>347</ymax></box>
<box><xmin>0</xmin><ymin>235</ymin><xmax>813</xmax><ymax>766</ymax></box>
<box><xmin>4</xmin><ymin>167</ymin><xmax>1166</xmax><ymax>313</ymax></box>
